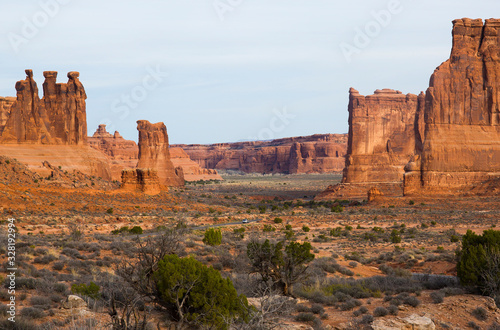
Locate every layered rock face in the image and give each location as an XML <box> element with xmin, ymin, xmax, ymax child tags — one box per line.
<box><xmin>323</xmin><ymin>88</ymin><xmax>425</xmax><ymax>198</ymax></box>
<box><xmin>0</xmin><ymin>70</ymin><xmax>87</xmax><ymax>145</ymax></box>
<box><xmin>121</xmin><ymin>168</ymin><xmax>160</xmax><ymax>195</ymax></box>
<box><xmin>88</xmin><ymin>125</ymin><xmax>138</xmax><ymax>180</ymax></box>
<box><xmin>343</xmin><ymin>88</ymin><xmax>424</xmax><ymax>184</ymax></box>
<box><xmin>0</xmin><ymin>97</ymin><xmax>16</xmax><ymax>135</ymax></box>
<box><xmin>0</xmin><ymin>70</ymin><xmax>111</xmax><ymax>180</ymax></box>
<box><xmin>169</xmin><ymin>147</ymin><xmax>222</xmax><ymax>181</ymax></box>
<box><xmin>319</xmin><ymin>18</ymin><xmax>500</xmax><ymax>199</ymax></box>
<box><xmin>136</xmin><ymin>120</ymin><xmax>184</xmax><ymax>187</ymax></box>
<box><xmin>173</xmin><ymin>134</ymin><xmax>347</xmax><ymax>175</ymax></box>
<box><xmin>405</xmin><ymin>18</ymin><xmax>500</xmax><ymax>194</ymax></box>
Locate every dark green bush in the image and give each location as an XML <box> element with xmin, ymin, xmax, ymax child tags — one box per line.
<box><xmin>203</xmin><ymin>228</ymin><xmax>222</xmax><ymax>246</ymax></box>
<box><xmin>457</xmin><ymin>230</ymin><xmax>500</xmax><ymax>290</ymax></box>
<box><xmin>71</xmin><ymin>281</ymin><xmax>100</xmax><ymax>300</ymax></box>
<box><xmin>155</xmin><ymin>254</ymin><xmax>249</xmax><ymax>329</ymax></box>
<box><xmin>129</xmin><ymin>226</ymin><xmax>143</xmax><ymax>235</ymax></box>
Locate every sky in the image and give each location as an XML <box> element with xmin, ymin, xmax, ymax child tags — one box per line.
<box><xmin>0</xmin><ymin>0</ymin><xmax>499</xmax><ymax>144</ymax></box>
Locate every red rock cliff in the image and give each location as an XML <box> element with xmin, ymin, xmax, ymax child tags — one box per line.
<box><xmin>319</xmin><ymin>18</ymin><xmax>500</xmax><ymax>200</ymax></box>
<box><xmin>136</xmin><ymin>120</ymin><xmax>184</xmax><ymax>187</ymax></box>
<box><xmin>173</xmin><ymin>134</ymin><xmax>347</xmax><ymax>174</ymax></box>
<box><xmin>407</xmin><ymin>18</ymin><xmax>500</xmax><ymax>193</ymax></box>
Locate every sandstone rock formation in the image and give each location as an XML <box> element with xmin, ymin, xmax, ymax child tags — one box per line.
<box><xmin>0</xmin><ymin>70</ymin><xmax>87</xmax><ymax>145</ymax></box>
<box><xmin>173</xmin><ymin>134</ymin><xmax>347</xmax><ymax>175</ymax></box>
<box><xmin>319</xmin><ymin>18</ymin><xmax>500</xmax><ymax>199</ymax></box>
<box><xmin>88</xmin><ymin>125</ymin><xmax>138</xmax><ymax>180</ymax></box>
<box><xmin>169</xmin><ymin>147</ymin><xmax>222</xmax><ymax>181</ymax></box>
<box><xmin>405</xmin><ymin>18</ymin><xmax>500</xmax><ymax>195</ymax></box>
<box><xmin>0</xmin><ymin>70</ymin><xmax>111</xmax><ymax>180</ymax></box>
<box><xmin>0</xmin><ymin>97</ymin><xmax>16</xmax><ymax>135</ymax></box>
<box><xmin>121</xmin><ymin>168</ymin><xmax>160</xmax><ymax>195</ymax></box>
<box><xmin>136</xmin><ymin>120</ymin><xmax>184</xmax><ymax>187</ymax></box>
<box><xmin>89</xmin><ymin>124</ymin><xmax>222</xmax><ymax>182</ymax></box>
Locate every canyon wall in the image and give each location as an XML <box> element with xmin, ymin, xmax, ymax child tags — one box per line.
<box><xmin>0</xmin><ymin>70</ymin><xmax>111</xmax><ymax>180</ymax></box>
<box><xmin>169</xmin><ymin>147</ymin><xmax>223</xmax><ymax>181</ymax></box>
<box><xmin>319</xmin><ymin>18</ymin><xmax>500</xmax><ymax>200</ymax></box>
<box><xmin>172</xmin><ymin>134</ymin><xmax>348</xmax><ymax>175</ymax></box>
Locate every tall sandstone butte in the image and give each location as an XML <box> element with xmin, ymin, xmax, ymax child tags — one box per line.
<box><xmin>406</xmin><ymin>18</ymin><xmax>500</xmax><ymax>194</ymax></box>
<box><xmin>319</xmin><ymin>18</ymin><xmax>500</xmax><ymax>200</ymax></box>
<box><xmin>136</xmin><ymin>120</ymin><xmax>184</xmax><ymax>187</ymax></box>
<box><xmin>0</xmin><ymin>70</ymin><xmax>87</xmax><ymax>145</ymax></box>
<box><xmin>0</xmin><ymin>70</ymin><xmax>111</xmax><ymax>179</ymax></box>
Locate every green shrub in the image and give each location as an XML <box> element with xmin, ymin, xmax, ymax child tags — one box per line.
<box><xmin>71</xmin><ymin>282</ymin><xmax>100</xmax><ymax>300</ymax></box>
<box><xmin>390</xmin><ymin>230</ymin><xmax>402</xmax><ymax>244</ymax></box>
<box><xmin>302</xmin><ymin>225</ymin><xmax>310</xmax><ymax>233</ymax></box>
<box><xmin>331</xmin><ymin>205</ymin><xmax>344</xmax><ymax>213</ymax></box>
<box><xmin>457</xmin><ymin>230</ymin><xmax>500</xmax><ymax>290</ymax></box>
<box><xmin>155</xmin><ymin>254</ymin><xmax>249</xmax><ymax>329</ymax></box>
<box><xmin>106</xmin><ymin>208</ymin><xmax>114</xmax><ymax>214</ymax></box>
<box><xmin>129</xmin><ymin>226</ymin><xmax>143</xmax><ymax>235</ymax></box>
<box><xmin>203</xmin><ymin>228</ymin><xmax>222</xmax><ymax>246</ymax></box>
<box><xmin>274</xmin><ymin>217</ymin><xmax>283</xmax><ymax>224</ymax></box>
<box><xmin>263</xmin><ymin>225</ymin><xmax>276</xmax><ymax>232</ymax></box>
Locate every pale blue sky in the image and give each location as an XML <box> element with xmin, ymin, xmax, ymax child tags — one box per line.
<box><xmin>0</xmin><ymin>1</ymin><xmax>498</xmax><ymax>144</ymax></box>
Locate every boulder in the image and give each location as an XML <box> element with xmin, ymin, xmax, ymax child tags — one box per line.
<box><xmin>371</xmin><ymin>314</ymin><xmax>435</xmax><ymax>330</ymax></box>
<box><xmin>62</xmin><ymin>295</ymin><xmax>87</xmax><ymax>309</ymax></box>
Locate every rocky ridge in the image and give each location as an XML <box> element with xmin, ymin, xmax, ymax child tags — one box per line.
<box><xmin>172</xmin><ymin>134</ymin><xmax>348</xmax><ymax>175</ymax></box>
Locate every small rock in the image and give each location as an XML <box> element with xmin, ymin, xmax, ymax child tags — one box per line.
<box><xmin>62</xmin><ymin>295</ymin><xmax>87</xmax><ymax>309</ymax></box>
<box><xmin>402</xmin><ymin>314</ymin><xmax>435</xmax><ymax>330</ymax></box>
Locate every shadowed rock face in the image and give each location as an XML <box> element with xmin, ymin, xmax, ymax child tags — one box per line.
<box><xmin>121</xmin><ymin>168</ymin><xmax>161</xmax><ymax>195</ymax></box>
<box><xmin>172</xmin><ymin>134</ymin><xmax>348</xmax><ymax>175</ymax></box>
<box><xmin>136</xmin><ymin>120</ymin><xmax>184</xmax><ymax>187</ymax></box>
<box><xmin>319</xmin><ymin>18</ymin><xmax>500</xmax><ymax>200</ymax></box>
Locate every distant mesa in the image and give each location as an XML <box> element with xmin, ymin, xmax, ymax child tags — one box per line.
<box><xmin>318</xmin><ymin>18</ymin><xmax>500</xmax><ymax>200</ymax></box>
<box><xmin>172</xmin><ymin>134</ymin><xmax>348</xmax><ymax>175</ymax></box>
